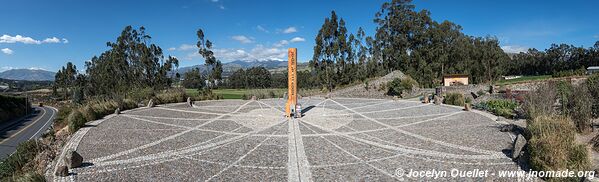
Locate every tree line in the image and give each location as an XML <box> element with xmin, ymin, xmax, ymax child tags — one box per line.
<box><xmin>206</xmin><ymin>66</ymin><xmax>318</xmax><ymax>89</ymax></box>
<box><xmin>504</xmin><ymin>43</ymin><xmax>599</xmax><ymax>76</ymax></box>
<box><xmin>54</xmin><ymin>25</ymin><xmax>227</xmax><ymax>102</ymax></box>
<box><xmin>55</xmin><ymin>26</ymin><xmax>181</xmax><ymax>102</ymax></box>
<box><xmin>311</xmin><ymin>0</ymin><xmax>509</xmax><ymax>89</ymax></box>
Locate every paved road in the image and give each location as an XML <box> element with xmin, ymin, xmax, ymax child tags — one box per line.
<box><xmin>54</xmin><ymin>98</ymin><xmax>522</xmax><ymax>181</ymax></box>
<box><xmin>0</xmin><ymin>106</ymin><xmax>57</xmax><ymax>159</ymax></box>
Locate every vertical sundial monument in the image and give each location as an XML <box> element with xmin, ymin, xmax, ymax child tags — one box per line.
<box><xmin>285</xmin><ymin>48</ymin><xmax>299</xmax><ymax>118</ymax></box>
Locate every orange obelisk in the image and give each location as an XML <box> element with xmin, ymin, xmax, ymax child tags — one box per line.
<box><xmin>285</xmin><ymin>48</ymin><xmax>298</xmax><ymax>118</ymax></box>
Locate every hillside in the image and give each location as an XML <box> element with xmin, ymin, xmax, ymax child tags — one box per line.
<box><xmin>0</xmin><ymin>69</ymin><xmax>56</xmax><ymax>81</ymax></box>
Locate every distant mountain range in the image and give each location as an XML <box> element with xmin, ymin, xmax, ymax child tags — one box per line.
<box><xmin>175</xmin><ymin>60</ymin><xmax>308</xmax><ymax>76</ymax></box>
<box><xmin>0</xmin><ymin>69</ymin><xmax>56</xmax><ymax>81</ymax></box>
<box><xmin>0</xmin><ymin>60</ymin><xmax>304</xmax><ymax>81</ymax></box>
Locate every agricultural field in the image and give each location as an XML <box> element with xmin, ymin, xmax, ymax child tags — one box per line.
<box><xmin>495</xmin><ymin>75</ymin><xmax>552</xmax><ymax>86</ymax></box>
<box><xmin>186</xmin><ymin>88</ymin><xmax>287</xmax><ymax>99</ymax></box>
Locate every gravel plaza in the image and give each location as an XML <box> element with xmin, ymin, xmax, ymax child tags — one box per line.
<box><xmin>51</xmin><ymin>98</ymin><xmax>523</xmax><ymax>181</ymax></box>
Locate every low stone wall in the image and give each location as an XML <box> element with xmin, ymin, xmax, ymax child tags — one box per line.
<box><xmin>443</xmin><ymin>84</ymin><xmax>490</xmax><ymax>96</ymax></box>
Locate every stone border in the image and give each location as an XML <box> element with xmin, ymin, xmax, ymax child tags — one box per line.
<box><xmin>49</xmin><ymin>106</ymin><xmax>150</xmax><ymax>182</ymax></box>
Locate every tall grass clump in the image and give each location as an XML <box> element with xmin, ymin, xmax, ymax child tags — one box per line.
<box><xmin>0</xmin><ymin>140</ymin><xmax>41</xmax><ymax>178</ymax></box>
<box><xmin>566</xmin><ymin>85</ymin><xmax>593</xmax><ymax>133</ymax></box>
<box><xmin>443</xmin><ymin>93</ymin><xmax>465</xmax><ymax>106</ymax></box>
<box><xmin>10</xmin><ymin>172</ymin><xmax>45</xmax><ymax>182</ymax></box>
<box><xmin>67</xmin><ymin>109</ymin><xmax>86</xmax><ymax>133</ymax></box>
<box><xmin>522</xmin><ymin>83</ymin><xmax>557</xmax><ymax>119</ymax></box>
<box><xmin>527</xmin><ymin>115</ymin><xmax>590</xmax><ymax>181</ymax></box>
<box><xmin>155</xmin><ymin>88</ymin><xmax>187</xmax><ymax>104</ymax></box>
<box><xmin>587</xmin><ymin>74</ymin><xmax>599</xmax><ymax>118</ymax></box>
<box><xmin>67</xmin><ymin>98</ymin><xmax>138</xmax><ymax>133</ymax></box>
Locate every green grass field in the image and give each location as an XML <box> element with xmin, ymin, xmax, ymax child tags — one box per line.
<box><xmin>496</xmin><ymin>75</ymin><xmax>552</xmax><ymax>86</ymax></box>
<box><xmin>186</xmin><ymin>88</ymin><xmax>287</xmax><ymax>99</ymax></box>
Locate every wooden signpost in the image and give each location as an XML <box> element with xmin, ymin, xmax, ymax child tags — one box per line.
<box><xmin>285</xmin><ymin>48</ymin><xmax>298</xmax><ymax>118</ymax></box>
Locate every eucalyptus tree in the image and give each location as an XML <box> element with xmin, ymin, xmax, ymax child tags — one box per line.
<box><xmin>59</xmin><ymin>25</ymin><xmax>180</xmax><ymax>99</ymax></box>
<box><xmin>196</xmin><ymin>29</ymin><xmax>223</xmax><ymax>88</ymax></box>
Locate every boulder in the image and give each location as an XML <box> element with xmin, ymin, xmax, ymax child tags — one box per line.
<box><xmin>470</xmin><ymin>92</ymin><xmax>478</xmax><ymax>99</ymax></box>
<box><xmin>55</xmin><ymin>165</ymin><xmax>68</xmax><ymax>177</ymax></box>
<box><xmin>187</xmin><ymin>97</ymin><xmax>192</xmax><ymax>107</ymax></box>
<box><xmin>422</xmin><ymin>95</ymin><xmax>429</xmax><ymax>103</ymax></box>
<box><xmin>147</xmin><ymin>99</ymin><xmax>155</xmax><ymax>108</ymax></box>
<box><xmin>251</xmin><ymin>95</ymin><xmax>257</xmax><ymax>100</ymax></box>
<box><xmin>512</xmin><ymin>134</ymin><xmax>527</xmax><ymax>159</ymax></box>
<box><xmin>464</xmin><ymin>103</ymin><xmax>471</xmax><ymax>111</ymax></box>
<box><xmin>114</xmin><ymin>107</ymin><xmax>120</xmax><ymax>115</ymax></box>
<box><xmin>500</xmin><ymin>124</ymin><xmax>514</xmax><ymax>132</ymax></box>
<box><xmin>65</xmin><ymin>150</ymin><xmax>83</xmax><ymax>169</ymax></box>
<box><xmin>433</xmin><ymin>96</ymin><xmax>442</xmax><ymax>105</ymax></box>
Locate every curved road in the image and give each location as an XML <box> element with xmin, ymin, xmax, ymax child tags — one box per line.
<box><xmin>0</xmin><ymin>106</ymin><xmax>57</xmax><ymax>159</ymax></box>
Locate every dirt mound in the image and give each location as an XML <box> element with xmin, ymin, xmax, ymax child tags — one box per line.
<box><xmin>326</xmin><ymin>70</ymin><xmax>406</xmax><ymax>99</ymax></box>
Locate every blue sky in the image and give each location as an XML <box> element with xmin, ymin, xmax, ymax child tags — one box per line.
<box><xmin>1</xmin><ymin>0</ymin><xmax>598</xmax><ymax>72</ymax></box>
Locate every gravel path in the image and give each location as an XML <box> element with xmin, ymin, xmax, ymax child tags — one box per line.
<box><xmin>51</xmin><ymin>98</ymin><xmax>523</xmax><ymax>181</ymax></box>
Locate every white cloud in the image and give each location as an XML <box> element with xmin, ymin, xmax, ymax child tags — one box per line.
<box><xmin>184</xmin><ymin>44</ymin><xmax>287</xmax><ymax>62</ymax></box>
<box><xmin>1</xmin><ymin>35</ymin><xmax>40</xmax><ymax>44</ymax></box>
<box><xmin>62</xmin><ymin>38</ymin><xmax>69</xmax><ymax>43</ymax></box>
<box><xmin>168</xmin><ymin>44</ymin><xmax>197</xmax><ymax>51</ymax></box>
<box><xmin>178</xmin><ymin>44</ymin><xmax>197</xmax><ymax>51</ymax></box>
<box><xmin>273</xmin><ymin>40</ymin><xmax>289</xmax><ymax>47</ymax></box>
<box><xmin>282</xmin><ymin>26</ymin><xmax>297</xmax><ymax>34</ymax></box>
<box><xmin>501</xmin><ymin>45</ymin><xmax>529</xmax><ymax>53</ymax></box>
<box><xmin>231</xmin><ymin>35</ymin><xmax>254</xmax><ymax>44</ymax></box>
<box><xmin>289</xmin><ymin>37</ymin><xmax>305</xmax><ymax>43</ymax></box>
<box><xmin>211</xmin><ymin>0</ymin><xmax>219</xmax><ymax>2</ymax></box>
<box><xmin>219</xmin><ymin>5</ymin><xmax>225</xmax><ymax>9</ymax></box>
<box><xmin>1</xmin><ymin>48</ymin><xmax>13</xmax><ymax>55</ymax></box>
<box><xmin>43</xmin><ymin>37</ymin><xmax>61</xmax><ymax>43</ymax></box>
<box><xmin>256</xmin><ymin>25</ymin><xmax>269</xmax><ymax>33</ymax></box>
<box><xmin>0</xmin><ymin>34</ymin><xmax>68</xmax><ymax>44</ymax></box>
<box><xmin>273</xmin><ymin>37</ymin><xmax>305</xmax><ymax>47</ymax></box>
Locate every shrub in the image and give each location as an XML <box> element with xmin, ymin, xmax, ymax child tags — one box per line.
<box><xmin>527</xmin><ymin>115</ymin><xmax>590</xmax><ymax>181</ymax></box>
<box><xmin>587</xmin><ymin>74</ymin><xmax>599</xmax><ymax>118</ymax></box>
<box><xmin>68</xmin><ymin>110</ymin><xmax>86</xmax><ymax>133</ymax></box>
<box><xmin>53</xmin><ymin>105</ymin><xmax>73</xmax><ymax>131</ymax></box>
<box><xmin>0</xmin><ymin>95</ymin><xmax>29</xmax><ymax>124</ymax></box>
<box><xmin>80</xmin><ymin>105</ymin><xmax>98</xmax><ymax>122</ymax></box>
<box><xmin>552</xmin><ymin>68</ymin><xmax>587</xmax><ymax>78</ymax></box>
<box><xmin>475</xmin><ymin>99</ymin><xmax>518</xmax><ymax>118</ymax></box>
<box><xmin>121</xmin><ymin>99</ymin><xmax>137</xmax><ymax>110</ymax></box>
<box><xmin>387</xmin><ymin>77</ymin><xmax>419</xmax><ymax>97</ymax></box>
<box><xmin>476</xmin><ymin>89</ymin><xmax>487</xmax><ymax>96</ymax></box>
<box><xmin>196</xmin><ymin>89</ymin><xmax>220</xmax><ymax>100</ymax></box>
<box><xmin>556</xmin><ymin>81</ymin><xmax>573</xmax><ymax>114</ymax></box>
<box><xmin>11</xmin><ymin>172</ymin><xmax>45</xmax><ymax>182</ymax></box>
<box><xmin>567</xmin><ymin>85</ymin><xmax>593</xmax><ymax>133</ymax></box>
<box><xmin>155</xmin><ymin>89</ymin><xmax>187</xmax><ymax>104</ymax></box>
<box><xmin>465</xmin><ymin>97</ymin><xmax>472</xmax><ymax>104</ymax></box>
<box><xmin>128</xmin><ymin>87</ymin><xmax>155</xmax><ymax>104</ymax></box>
<box><xmin>443</xmin><ymin>93</ymin><xmax>465</xmax><ymax>106</ymax></box>
<box><xmin>522</xmin><ymin>83</ymin><xmax>557</xmax><ymax>119</ymax></box>
<box><xmin>0</xmin><ymin>140</ymin><xmax>40</xmax><ymax>178</ymax></box>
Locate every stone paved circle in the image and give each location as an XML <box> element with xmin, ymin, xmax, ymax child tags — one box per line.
<box><xmin>52</xmin><ymin>98</ymin><xmax>523</xmax><ymax>181</ymax></box>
